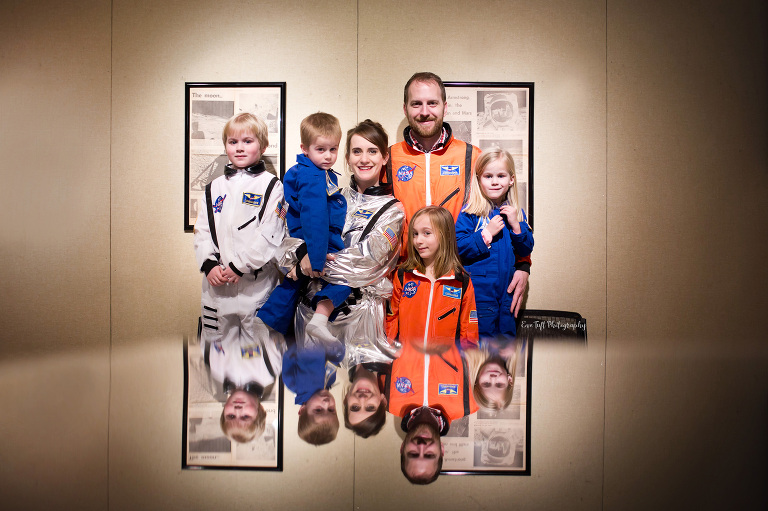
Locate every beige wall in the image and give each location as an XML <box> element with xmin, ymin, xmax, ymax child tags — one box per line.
<box><xmin>0</xmin><ymin>0</ymin><xmax>765</xmax><ymax>509</ymax></box>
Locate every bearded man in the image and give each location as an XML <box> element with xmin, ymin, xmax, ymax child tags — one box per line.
<box><xmin>383</xmin><ymin>71</ymin><xmax>531</xmax><ymax>315</ymax></box>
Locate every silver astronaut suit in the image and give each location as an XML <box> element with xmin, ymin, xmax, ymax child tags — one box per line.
<box><xmin>278</xmin><ymin>185</ymin><xmax>405</xmax><ymax>366</ymax></box>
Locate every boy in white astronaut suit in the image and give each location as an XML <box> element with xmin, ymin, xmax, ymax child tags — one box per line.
<box><xmin>194</xmin><ymin>113</ymin><xmax>286</xmax><ymax>433</ymax></box>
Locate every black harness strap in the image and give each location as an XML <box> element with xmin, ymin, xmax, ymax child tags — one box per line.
<box><xmin>263</xmin><ymin>348</ymin><xmax>276</xmax><ymax>378</ymax></box>
<box><xmin>205</xmin><ymin>182</ymin><xmax>219</xmax><ymax>251</ymax></box>
<box><xmin>453</xmin><ymin>270</ymin><xmax>470</xmax><ymax>347</ymax></box>
<box><xmin>461</xmin><ymin>354</ymin><xmax>471</xmax><ymax>416</ymax></box>
<box><xmin>359</xmin><ymin>199</ymin><xmax>399</xmax><ymax>240</ymax></box>
<box><xmin>462</xmin><ymin>143</ymin><xmax>474</xmax><ymax>205</ymax></box>
<box><xmin>258</xmin><ymin>176</ymin><xmax>279</xmax><ymax>223</ymax></box>
<box><xmin>385</xmin><ymin>147</ymin><xmax>393</xmax><ymax>184</ymax></box>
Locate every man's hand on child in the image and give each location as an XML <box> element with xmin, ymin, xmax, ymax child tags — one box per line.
<box><xmin>507</xmin><ymin>270</ymin><xmax>529</xmax><ymax>317</ymax></box>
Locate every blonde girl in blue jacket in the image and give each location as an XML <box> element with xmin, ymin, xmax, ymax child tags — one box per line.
<box><xmin>455</xmin><ymin>147</ymin><xmax>534</xmax><ymax>339</ymax></box>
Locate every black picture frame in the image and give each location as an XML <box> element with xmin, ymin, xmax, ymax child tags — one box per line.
<box><xmin>443</xmin><ymin>82</ymin><xmax>534</xmax><ymax>229</ymax></box>
<box><xmin>184</xmin><ymin>82</ymin><xmax>286</xmax><ymax>231</ymax></box>
<box><xmin>182</xmin><ymin>337</ymin><xmax>284</xmax><ymax>471</ymax></box>
<box><xmin>440</xmin><ymin>338</ymin><xmax>533</xmax><ymax>476</ymax></box>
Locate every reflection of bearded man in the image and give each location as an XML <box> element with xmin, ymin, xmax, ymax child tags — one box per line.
<box><xmin>399</xmin><ymin>406</ymin><xmax>448</xmax><ymax>485</ymax></box>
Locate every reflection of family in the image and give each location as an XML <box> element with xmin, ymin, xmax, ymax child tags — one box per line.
<box><xmin>193</xmin><ymin>72</ymin><xmax>533</xmax><ymax>483</ymax></box>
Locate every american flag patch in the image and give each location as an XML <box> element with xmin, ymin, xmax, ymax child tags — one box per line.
<box><xmin>383</xmin><ymin>226</ymin><xmax>398</xmax><ymax>248</ymax></box>
<box><xmin>275</xmin><ymin>200</ymin><xmax>288</xmax><ymax>219</ymax></box>
<box><xmin>469</xmin><ymin>310</ymin><xmax>478</xmax><ymax>323</ymax></box>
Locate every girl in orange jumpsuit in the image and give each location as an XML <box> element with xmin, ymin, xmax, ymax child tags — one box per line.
<box><xmin>386</xmin><ymin>206</ymin><xmax>479</xmax><ymax>423</ymax></box>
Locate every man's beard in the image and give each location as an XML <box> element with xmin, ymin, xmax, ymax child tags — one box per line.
<box><xmin>411</xmin><ymin>116</ymin><xmax>442</xmax><ymax>139</ymax></box>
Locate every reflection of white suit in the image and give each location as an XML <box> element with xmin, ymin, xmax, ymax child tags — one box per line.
<box><xmin>193</xmin><ymin>164</ymin><xmax>286</xmax><ymax>377</ymax></box>
<box><xmin>202</xmin><ymin>326</ymin><xmax>284</xmax><ymax>390</ymax></box>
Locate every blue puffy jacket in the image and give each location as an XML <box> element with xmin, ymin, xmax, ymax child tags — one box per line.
<box><xmin>455</xmin><ymin>206</ymin><xmax>533</xmax><ymax>337</ymax></box>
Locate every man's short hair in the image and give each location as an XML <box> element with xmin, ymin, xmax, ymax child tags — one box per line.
<box><xmin>300</xmin><ymin>112</ymin><xmax>342</xmax><ymax>147</ymax></box>
<box><xmin>403</xmin><ymin>72</ymin><xmax>446</xmax><ymax>103</ymax></box>
<box><xmin>222</xmin><ymin>112</ymin><xmax>269</xmax><ymax>152</ymax></box>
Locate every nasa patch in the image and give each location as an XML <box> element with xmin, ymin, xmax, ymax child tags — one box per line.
<box><xmin>213</xmin><ymin>194</ymin><xmax>226</xmax><ymax>213</ymax></box>
<box><xmin>403</xmin><ymin>281</ymin><xmax>419</xmax><ymax>298</ymax></box>
<box><xmin>438</xmin><ymin>383</ymin><xmax>458</xmax><ymax>395</ymax></box>
<box><xmin>442</xmin><ymin>285</ymin><xmax>461</xmax><ymax>299</ymax></box>
<box><xmin>395</xmin><ymin>377</ymin><xmax>414</xmax><ymax>394</ymax></box>
<box><xmin>397</xmin><ymin>165</ymin><xmax>414</xmax><ymax>182</ymax></box>
<box><xmin>440</xmin><ymin>165</ymin><xmax>460</xmax><ymax>176</ymax></box>
<box><xmin>242</xmin><ymin>192</ymin><xmax>262</xmax><ymax>207</ymax></box>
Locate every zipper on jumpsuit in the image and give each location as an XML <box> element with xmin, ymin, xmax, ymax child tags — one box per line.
<box><xmin>421</xmin><ymin>274</ymin><xmax>435</xmax><ymax>406</ymax></box>
<box><xmin>424</xmin><ymin>152</ymin><xmax>431</xmax><ymax>206</ymax></box>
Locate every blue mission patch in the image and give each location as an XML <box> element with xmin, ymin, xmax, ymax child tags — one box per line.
<box><xmin>396</xmin><ymin>377</ymin><xmax>414</xmax><ymax>394</ymax></box>
<box><xmin>242</xmin><ymin>192</ymin><xmax>262</xmax><ymax>207</ymax></box>
<box><xmin>442</xmin><ymin>285</ymin><xmax>461</xmax><ymax>299</ymax></box>
<box><xmin>438</xmin><ymin>383</ymin><xmax>458</xmax><ymax>395</ymax></box>
<box><xmin>440</xmin><ymin>165</ymin><xmax>460</xmax><ymax>176</ymax></box>
<box><xmin>397</xmin><ymin>165</ymin><xmax>414</xmax><ymax>182</ymax></box>
<box><xmin>240</xmin><ymin>345</ymin><xmax>262</xmax><ymax>358</ymax></box>
<box><xmin>403</xmin><ymin>281</ymin><xmax>419</xmax><ymax>298</ymax></box>
<box><xmin>353</xmin><ymin>208</ymin><xmax>374</xmax><ymax>219</ymax></box>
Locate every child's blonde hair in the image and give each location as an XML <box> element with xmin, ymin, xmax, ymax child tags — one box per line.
<box><xmin>401</xmin><ymin>206</ymin><xmax>465</xmax><ymax>279</ymax></box>
<box><xmin>222</xmin><ymin>112</ymin><xmax>269</xmax><ymax>152</ymax></box>
<box><xmin>219</xmin><ymin>401</ymin><xmax>267</xmax><ymax>443</ymax></box>
<box><xmin>464</xmin><ymin>148</ymin><xmax>525</xmax><ymax>222</ymax></box>
<box><xmin>466</xmin><ymin>339</ymin><xmax>522</xmax><ymax>411</ymax></box>
<box><xmin>300</xmin><ymin>112</ymin><xmax>342</xmax><ymax>148</ymax></box>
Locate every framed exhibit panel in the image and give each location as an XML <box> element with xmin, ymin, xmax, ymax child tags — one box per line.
<box><xmin>182</xmin><ymin>337</ymin><xmax>284</xmax><ymax>470</ymax></box>
<box><xmin>441</xmin><ymin>339</ymin><xmax>532</xmax><ymax>475</ymax></box>
<box><xmin>184</xmin><ymin>82</ymin><xmax>286</xmax><ymax>231</ymax></box>
<box><xmin>444</xmin><ymin>82</ymin><xmax>534</xmax><ymax>228</ymax></box>
<box><xmin>441</xmin><ymin>311</ymin><xmax>585</xmax><ymax>475</ymax></box>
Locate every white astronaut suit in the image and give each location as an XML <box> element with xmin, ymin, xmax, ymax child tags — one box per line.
<box><xmin>194</xmin><ymin>162</ymin><xmax>286</xmax><ymax>388</ymax></box>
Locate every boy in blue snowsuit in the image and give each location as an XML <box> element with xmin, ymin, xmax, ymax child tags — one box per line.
<box><xmin>256</xmin><ymin>113</ymin><xmax>349</xmax><ymax>347</ymax></box>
